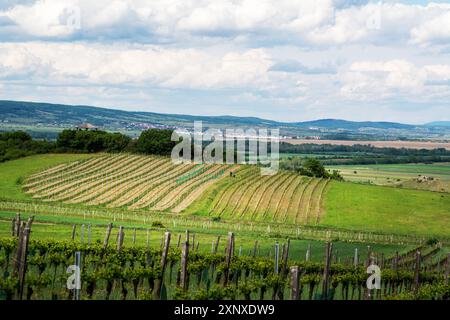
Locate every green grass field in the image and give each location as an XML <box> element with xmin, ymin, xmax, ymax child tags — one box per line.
<box><xmin>0</xmin><ymin>153</ymin><xmax>98</xmax><ymax>200</ymax></box>
<box><xmin>322</xmin><ymin>181</ymin><xmax>450</xmax><ymax>237</ymax></box>
<box><xmin>0</xmin><ymin>212</ymin><xmax>410</xmax><ymax>262</ymax></box>
<box><xmin>327</xmin><ymin>163</ymin><xmax>450</xmax><ymax>192</ymax></box>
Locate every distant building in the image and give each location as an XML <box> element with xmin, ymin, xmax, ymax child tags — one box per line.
<box><xmin>76</xmin><ymin>123</ymin><xmax>98</xmax><ymax>131</ymax></box>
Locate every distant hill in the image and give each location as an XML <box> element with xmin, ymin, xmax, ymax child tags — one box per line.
<box><xmin>292</xmin><ymin>119</ymin><xmax>416</xmax><ymax>130</ymax></box>
<box><xmin>0</xmin><ymin>100</ymin><xmax>279</xmax><ymax>128</ymax></box>
<box><xmin>426</xmin><ymin>121</ymin><xmax>450</xmax><ymax>127</ymax></box>
<box><xmin>0</xmin><ymin>100</ymin><xmax>448</xmax><ymax>140</ymax></box>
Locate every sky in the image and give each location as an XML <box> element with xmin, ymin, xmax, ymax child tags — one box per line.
<box><xmin>0</xmin><ymin>1</ymin><xmax>450</xmax><ymax>124</ymax></box>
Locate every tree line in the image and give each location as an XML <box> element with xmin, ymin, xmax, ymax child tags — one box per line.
<box><xmin>0</xmin><ymin>129</ymin><xmax>177</xmax><ymax>162</ymax></box>
<box><xmin>2</xmin><ymin>129</ymin><xmax>449</xmax><ymax>172</ymax></box>
<box><xmin>280</xmin><ymin>142</ymin><xmax>450</xmax><ymax>165</ymax></box>
<box><xmin>0</xmin><ymin>131</ymin><xmax>55</xmax><ymax>162</ymax></box>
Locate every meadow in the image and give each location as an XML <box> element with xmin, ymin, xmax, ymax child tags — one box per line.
<box><xmin>0</xmin><ymin>153</ymin><xmax>98</xmax><ymax>200</ymax></box>
<box><xmin>322</xmin><ymin>181</ymin><xmax>450</xmax><ymax>237</ymax></box>
<box><xmin>326</xmin><ymin>163</ymin><xmax>450</xmax><ymax>192</ymax></box>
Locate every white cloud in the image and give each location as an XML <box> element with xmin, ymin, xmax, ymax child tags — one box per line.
<box><xmin>340</xmin><ymin>59</ymin><xmax>450</xmax><ymax>101</ymax></box>
<box><xmin>411</xmin><ymin>7</ymin><xmax>450</xmax><ymax>46</ymax></box>
<box><xmin>1</xmin><ymin>0</ymin><xmax>449</xmax><ymax>47</ymax></box>
<box><xmin>0</xmin><ymin>1</ymin><xmax>450</xmax><ymax>123</ymax></box>
<box><xmin>0</xmin><ymin>42</ymin><xmax>273</xmax><ymax>89</ymax></box>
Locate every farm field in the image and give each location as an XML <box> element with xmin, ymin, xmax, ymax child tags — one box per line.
<box><xmin>0</xmin><ymin>154</ymin><xmax>448</xmax><ymax>239</ymax></box>
<box><xmin>282</xmin><ymin>139</ymin><xmax>450</xmax><ymax>150</ymax></box>
<box><xmin>326</xmin><ymin>163</ymin><xmax>450</xmax><ymax>192</ymax></box>
<box><xmin>0</xmin><ymin>153</ymin><xmax>99</xmax><ymax>200</ymax></box>
<box><xmin>23</xmin><ymin>154</ymin><xmax>234</xmax><ymax>212</ymax></box>
<box><xmin>322</xmin><ymin>181</ymin><xmax>450</xmax><ymax>237</ymax></box>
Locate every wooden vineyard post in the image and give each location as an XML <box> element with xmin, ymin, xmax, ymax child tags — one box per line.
<box><xmin>185</xmin><ymin>230</ymin><xmax>190</xmax><ymax>245</ymax></box>
<box><xmin>290</xmin><ymin>266</ymin><xmax>300</xmax><ymax>300</ymax></box>
<box><xmin>322</xmin><ymin>242</ymin><xmax>332</xmax><ymax>300</ymax></box>
<box><xmin>214</xmin><ymin>235</ymin><xmax>221</xmax><ymax>254</ymax></box>
<box><xmin>13</xmin><ymin>221</ymin><xmax>26</xmax><ymax>275</ymax></box>
<box><xmin>73</xmin><ymin>251</ymin><xmax>82</xmax><ymax>301</ymax></box>
<box><xmin>180</xmin><ymin>239</ymin><xmax>189</xmax><ymax>291</ymax></box>
<box><xmin>413</xmin><ymin>250</ymin><xmax>421</xmax><ymax>292</ymax></box>
<box><xmin>393</xmin><ymin>251</ymin><xmax>399</xmax><ymax>271</ymax></box>
<box><xmin>17</xmin><ymin>216</ymin><xmax>33</xmax><ymax>300</ymax></box>
<box><xmin>154</xmin><ymin>232</ymin><xmax>171</xmax><ymax>299</ymax></box>
<box><xmin>87</xmin><ymin>224</ymin><xmax>91</xmax><ymax>247</ymax></box>
<box><xmin>223</xmin><ymin>232</ymin><xmax>234</xmax><ymax>287</ymax></box>
<box><xmin>192</xmin><ymin>233</ymin><xmax>196</xmax><ymax>252</ymax></box>
<box><xmin>274</xmin><ymin>242</ymin><xmax>280</xmax><ymax>274</ymax></box>
<box><xmin>276</xmin><ymin>239</ymin><xmax>290</xmax><ymax>300</ymax></box>
<box><xmin>80</xmin><ymin>224</ymin><xmax>85</xmax><ymax>245</ymax></box>
<box><xmin>14</xmin><ymin>213</ymin><xmax>21</xmax><ymax>236</ymax></box>
<box><xmin>366</xmin><ymin>246</ymin><xmax>372</xmax><ymax>267</ymax></box>
<box><xmin>103</xmin><ymin>223</ymin><xmax>113</xmax><ymax>250</ymax></box>
<box><xmin>71</xmin><ymin>224</ymin><xmax>76</xmax><ymax>241</ymax></box>
<box><xmin>445</xmin><ymin>253</ymin><xmax>450</xmax><ymax>285</ymax></box>
<box><xmin>252</xmin><ymin>240</ymin><xmax>258</xmax><ymax>257</ymax></box>
<box><xmin>117</xmin><ymin>226</ymin><xmax>125</xmax><ymax>251</ymax></box>
<box><xmin>176</xmin><ymin>233</ymin><xmax>181</xmax><ymax>248</ymax></box>
<box><xmin>281</xmin><ymin>239</ymin><xmax>290</xmax><ymax>276</ymax></box>
<box><xmin>11</xmin><ymin>216</ymin><xmax>16</xmax><ymax>236</ymax></box>
<box><xmin>354</xmin><ymin>248</ymin><xmax>359</xmax><ymax>267</ymax></box>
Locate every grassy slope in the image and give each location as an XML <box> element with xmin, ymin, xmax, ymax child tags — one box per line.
<box><xmin>0</xmin><ymin>212</ymin><xmax>409</xmax><ymax>262</ymax></box>
<box><xmin>0</xmin><ymin>153</ymin><xmax>96</xmax><ymax>200</ymax></box>
<box><xmin>322</xmin><ymin>181</ymin><xmax>450</xmax><ymax>237</ymax></box>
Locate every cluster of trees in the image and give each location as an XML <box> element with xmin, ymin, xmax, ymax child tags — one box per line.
<box><xmin>56</xmin><ymin>128</ymin><xmax>176</xmax><ymax>155</ymax></box>
<box><xmin>0</xmin><ymin>131</ymin><xmax>55</xmax><ymax>162</ymax></box>
<box><xmin>57</xmin><ymin>130</ymin><xmax>132</xmax><ymax>153</ymax></box>
<box><xmin>0</xmin><ymin>128</ymin><xmax>178</xmax><ymax>162</ymax></box>
<box><xmin>280</xmin><ymin>142</ymin><xmax>450</xmax><ymax>156</ymax></box>
<box><xmin>280</xmin><ymin>157</ymin><xmax>343</xmax><ymax>180</ymax></box>
<box><xmin>280</xmin><ymin>142</ymin><xmax>450</xmax><ymax>165</ymax></box>
<box><xmin>134</xmin><ymin>129</ymin><xmax>176</xmax><ymax>156</ymax></box>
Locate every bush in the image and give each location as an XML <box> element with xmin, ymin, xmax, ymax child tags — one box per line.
<box><xmin>151</xmin><ymin>221</ymin><xmax>165</xmax><ymax>228</ymax></box>
<box><xmin>425</xmin><ymin>238</ymin><xmax>439</xmax><ymax>246</ymax></box>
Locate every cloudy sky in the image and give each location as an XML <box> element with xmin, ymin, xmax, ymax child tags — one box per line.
<box><xmin>0</xmin><ymin>0</ymin><xmax>450</xmax><ymax>123</ymax></box>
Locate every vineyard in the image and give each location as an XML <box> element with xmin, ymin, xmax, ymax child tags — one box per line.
<box><xmin>24</xmin><ymin>154</ymin><xmax>235</xmax><ymax>212</ymax></box>
<box><xmin>24</xmin><ymin>154</ymin><xmax>330</xmax><ymax>224</ymax></box>
<box><xmin>184</xmin><ymin>166</ymin><xmax>330</xmax><ymax>224</ymax></box>
<box><xmin>1</xmin><ymin>217</ymin><xmax>449</xmax><ymax>301</ymax></box>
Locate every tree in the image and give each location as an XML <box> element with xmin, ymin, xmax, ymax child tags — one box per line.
<box><xmin>302</xmin><ymin>158</ymin><xmax>328</xmax><ymax>177</ymax></box>
<box><xmin>134</xmin><ymin>129</ymin><xmax>175</xmax><ymax>156</ymax></box>
<box><xmin>56</xmin><ymin>129</ymin><xmax>131</xmax><ymax>153</ymax></box>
